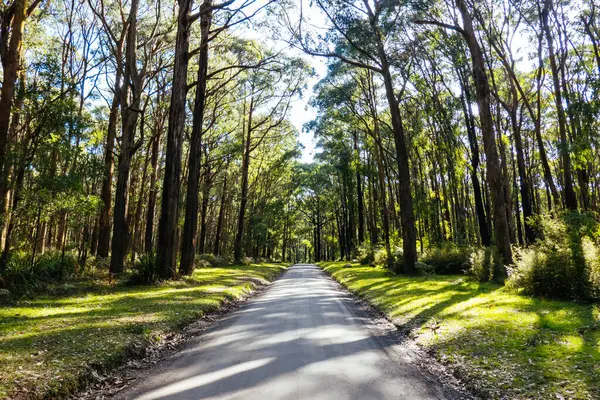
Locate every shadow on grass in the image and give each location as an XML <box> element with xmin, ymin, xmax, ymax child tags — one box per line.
<box><xmin>0</xmin><ymin>264</ymin><xmax>285</xmax><ymax>398</ymax></box>
<box><xmin>321</xmin><ymin>262</ymin><xmax>600</xmax><ymax>399</ymax></box>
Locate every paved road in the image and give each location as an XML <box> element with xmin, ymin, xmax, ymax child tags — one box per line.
<box><xmin>115</xmin><ymin>264</ymin><xmax>460</xmax><ymax>400</ymax></box>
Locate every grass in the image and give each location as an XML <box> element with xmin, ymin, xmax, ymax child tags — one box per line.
<box><xmin>0</xmin><ymin>263</ymin><xmax>286</xmax><ymax>399</ymax></box>
<box><xmin>321</xmin><ymin>262</ymin><xmax>600</xmax><ymax>399</ymax></box>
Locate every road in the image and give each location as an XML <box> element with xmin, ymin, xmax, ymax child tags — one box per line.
<box><xmin>115</xmin><ymin>264</ymin><xmax>462</xmax><ymax>400</ymax></box>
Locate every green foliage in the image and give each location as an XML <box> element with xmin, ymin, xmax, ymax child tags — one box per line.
<box><xmin>420</xmin><ymin>243</ymin><xmax>471</xmax><ymax>275</ymax></box>
<box><xmin>322</xmin><ymin>262</ymin><xmax>600</xmax><ymax>399</ymax></box>
<box><xmin>507</xmin><ymin>212</ymin><xmax>600</xmax><ymax>300</ymax></box>
<box><xmin>241</xmin><ymin>256</ymin><xmax>255</xmax><ymax>266</ymax></box>
<box><xmin>415</xmin><ymin>261</ymin><xmax>436</xmax><ymax>275</ymax></box>
<box><xmin>357</xmin><ymin>242</ymin><xmax>375</xmax><ymax>265</ymax></box>
<box><xmin>127</xmin><ymin>252</ymin><xmax>159</xmax><ymax>286</ymax></box>
<box><xmin>1</xmin><ymin>251</ymin><xmax>78</xmax><ymax>296</ymax></box>
<box><xmin>373</xmin><ymin>247</ymin><xmax>389</xmax><ymax>267</ymax></box>
<box><xmin>468</xmin><ymin>246</ymin><xmax>503</xmax><ymax>283</ymax></box>
<box><xmin>196</xmin><ymin>253</ymin><xmax>230</xmax><ymax>268</ymax></box>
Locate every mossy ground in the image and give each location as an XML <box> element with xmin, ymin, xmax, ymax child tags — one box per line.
<box><xmin>0</xmin><ymin>264</ymin><xmax>286</xmax><ymax>399</ymax></box>
<box><xmin>321</xmin><ymin>262</ymin><xmax>600</xmax><ymax>399</ymax></box>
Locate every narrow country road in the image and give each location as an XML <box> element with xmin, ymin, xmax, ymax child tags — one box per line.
<box><xmin>115</xmin><ymin>264</ymin><xmax>462</xmax><ymax>400</ymax></box>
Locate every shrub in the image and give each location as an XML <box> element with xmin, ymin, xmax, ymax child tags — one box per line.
<box><xmin>506</xmin><ymin>246</ymin><xmax>573</xmax><ymax>298</ymax></box>
<box><xmin>585</xmin><ymin>239</ymin><xmax>600</xmax><ymax>300</ymax></box>
<box><xmin>507</xmin><ymin>212</ymin><xmax>600</xmax><ymax>300</ymax></box>
<box><xmin>196</xmin><ymin>253</ymin><xmax>215</xmax><ymax>268</ymax></box>
<box><xmin>357</xmin><ymin>242</ymin><xmax>375</xmax><ymax>265</ymax></box>
<box><xmin>421</xmin><ymin>243</ymin><xmax>470</xmax><ymax>274</ymax></box>
<box><xmin>36</xmin><ymin>251</ymin><xmax>78</xmax><ymax>281</ymax></box>
<box><xmin>1</xmin><ymin>251</ymin><xmax>78</xmax><ymax>295</ymax></box>
<box><xmin>415</xmin><ymin>261</ymin><xmax>435</xmax><ymax>275</ymax></box>
<box><xmin>468</xmin><ymin>246</ymin><xmax>503</xmax><ymax>282</ymax></box>
<box><xmin>127</xmin><ymin>252</ymin><xmax>159</xmax><ymax>285</ymax></box>
<box><xmin>373</xmin><ymin>247</ymin><xmax>389</xmax><ymax>267</ymax></box>
<box><xmin>241</xmin><ymin>256</ymin><xmax>254</xmax><ymax>266</ymax></box>
<box><xmin>196</xmin><ymin>253</ymin><xmax>229</xmax><ymax>268</ymax></box>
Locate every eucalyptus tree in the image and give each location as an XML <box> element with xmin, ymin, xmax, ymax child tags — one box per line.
<box><xmin>108</xmin><ymin>0</ymin><xmax>170</xmax><ymax>274</ymax></box>
<box><xmin>159</xmin><ymin>0</ymin><xmax>280</xmax><ymax>278</ymax></box>
<box><xmin>0</xmin><ymin>0</ymin><xmax>44</xmax><ymax>244</ymax></box>
<box><xmin>415</xmin><ymin>0</ymin><xmax>514</xmax><ymax>266</ymax></box>
<box><xmin>282</xmin><ymin>0</ymin><xmax>421</xmax><ymax>272</ymax></box>
<box><xmin>232</xmin><ymin>52</ymin><xmax>311</xmax><ymax>263</ymax></box>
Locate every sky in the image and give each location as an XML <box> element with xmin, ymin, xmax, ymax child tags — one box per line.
<box><xmin>239</xmin><ymin>0</ymin><xmax>329</xmax><ymax>164</ymax></box>
<box><xmin>239</xmin><ymin>0</ymin><xmax>537</xmax><ymax>164</ymax></box>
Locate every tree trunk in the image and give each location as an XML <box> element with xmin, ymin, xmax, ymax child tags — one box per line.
<box><xmin>180</xmin><ymin>0</ymin><xmax>212</xmax><ymax>275</ymax></box>
<box><xmin>457</xmin><ymin>0</ymin><xmax>513</xmax><ymax>268</ymax></box>
<box><xmin>110</xmin><ymin>0</ymin><xmax>141</xmax><ymax>274</ymax></box>
<box><xmin>541</xmin><ymin>0</ymin><xmax>577</xmax><ymax>210</ymax></box>
<box><xmin>379</xmin><ymin>62</ymin><xmax>417</xmax><ymax>273</ymax></box>
<box><xmin>234</xmin><ymin>97</ymin><xmax>253</xmax><ymax>263</ymax></box>
<box><xmin>97</xmin><ymin>66</ymin><xmax>122</xmax><ymax>258</ymax></box>
<box><xmin>459</xmin><ymin>77</ymin><xmax>491</xmax><ymax>246</ymax></box>
<box><xmin>213</xmin><ymin>171</ymin><xmax>228</xmax><ymax>256</ymax></box>
<box><xmin>157</xmin><ymin>0</ymin><xmax>193</xmax><ymax>279</ymax></box>
<box><xmin>0</xmin><ymin>0</ymin><xmax>27</xmax><ymax>239</ymax></box>
<box><xmin>145</xmin><ymin>133</ymin><xmax>160</xmax><ymax>253</ymax></box>
<box><xmin>198</xmin><ymin>160</ymin><xmax>211</xmax><ymax>255</ymax></box>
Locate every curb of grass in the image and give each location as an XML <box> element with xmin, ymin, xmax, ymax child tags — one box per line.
<box><xmin>318</xmin><ymin>263</ymin><xmax>486</xmax><ymax>399</ymax></box>
<box><xmin>36</xmin><ymin>264</ymin><xmax>289</xmax><ymax>400</ymax></box>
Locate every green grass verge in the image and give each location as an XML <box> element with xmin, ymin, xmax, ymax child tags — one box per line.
<box><xmin>0</xmin><ymin>263</ymin><xmax>286</xmax><ymax>399</ymax></box>
<box><xmin>320</xmin><ymin>262</ymin><xmax>600</xmax><ymax>399</ymax></box>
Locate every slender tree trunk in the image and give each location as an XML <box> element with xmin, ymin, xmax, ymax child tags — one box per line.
<box><xmin>97</xmin><ymin>66</ymin><xmax>122</xmax><ymax>258</ymax></box>
<box><xmin>0</xmin><ymin>0</ymin><xmax>27</xmax><ymax>241</ymax></box>
<box><xmin>198</xmin><ymin>159</ymin><xmax>211</xmax><ymax>254</ymax></box>
<box><xmin>180</xmin><ymin>0</ymin><xmax>213</xmax><ymax>275</ymax></box>
<box><xmin>145</xmin><ymin>132</ymin><xmax>160</xmax><ymax>253</ymax></box>
<box><xmin>457</xmin><ymin>0</ymin><xmax>513</xmax><ymax>267</ymax></box>
<box><xmin>353</xmin><ymin>130</ymin><xmax>365</xmax><ymax>244</ymax></box>
<box><xmin>110</xmin><ymin>0</ymin><xmax>141</xmax><ymax>274</ymax></box>
<box><xmin>510</xmin><ymin>106</ymin><xmax>535</xmax><ymax>244</ymax></box>
<box><xmin>234</xmin><ymin>97</ymin><xmax>253</xmax><ymax>263</ymax></box>
<box><xmin>157</xmin><ymin>0</ymin><xmax>193</xmax><ymax>278</ymax></box>
<box><xmin>541</xmin><ymin>0</ymin><xmax>577</xmax><ymax>210</ymax></box>
<box><xmin>378</xmin><ymin>61</ymin><xmax>417</xmax><ymax>273</ymax></box>
<box><xmin>213</xmin><ymin>171</ymin><xmax>228</xmax><ymax>256</ymax></box>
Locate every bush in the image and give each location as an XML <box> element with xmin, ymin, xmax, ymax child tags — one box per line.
<box><xmin>357</xmin><ymin>242</ymin><xmax>375</xmax><ymax>265</ymax></box>
<box><xmin>506</xmin><ymin>246</ymin><xmax>573</xmax><ymax>298</ymax></box>
<box><xmin>1</xmin><ymin>251</ymin><xmax>78</xmax><ymax>295</ymax></box>
<box><xmin>196</xmin><ymin>253</ymin><xmax>230</xmax><ymax>268</ymax></box>
<box><xmin>241</xmin><ymin>256</ymin><xmax>254</xmax><ymax>266</ymax></box>
<box><xmin>36</xmin><ymin>251</ymin><xmax>78</xmax><ymax>280</ymax></box>
<box><xmin>196</xmin><ymin>253</ymin><xmax>214</xmax><ymax>268</ymax></box>
<box><xmin>415</xmin><ymin>261</ymin><xmax>435</xmax><ymax>275</ymax></box>
<box><xmin>506</xmin><ymin>212</ymin><xmax>600</xmax><ymax>300</ymax></box>
<box><xmin>127</xmin><ymin>252</ymin><xmax>159</xmax><ymax>285</ymax></box>
<box><xmin>468</xmin><ymin>246</ymin><xmax>504</xmax><ymax>282</ymax></box>
<box><xmin>585</xmin><ymin>239</ymin><xmax>600</xmax><ymax>300</ymax></box>
<box><xmin>421</xmin><ymin>243</ymin><xmax>471</xmax><ymax>274</ymax></box>
<box><xmin>373</xmin><ymin>247</ymin><xmax>389</xmax><ymax>267</ymax></box>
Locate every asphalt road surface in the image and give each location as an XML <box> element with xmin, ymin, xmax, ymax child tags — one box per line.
<box><xmin>115</xmin><ymin>264</ymin><xmax>462</xmax><ymax>400</ymax></box>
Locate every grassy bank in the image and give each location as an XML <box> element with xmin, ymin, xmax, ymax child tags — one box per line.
<box><xmin>0</xmin><ymin>263</ymin><xmax>286</xmax><ymax>399</ymax></box>
<box><xmin>321</xmin><ymin>262</ymin><xmax>599</xmax><ymax>399</ymax></box>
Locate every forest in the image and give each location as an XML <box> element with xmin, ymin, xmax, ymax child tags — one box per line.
<box><xmin>0</xmin><ymin>0</ymin><xmax>599</xmax><ymax>299</ymax></box>
<box><xmin>0</xmin><ymin>0</ymin><xmax>599</xmax><ymax>398</ymax></box>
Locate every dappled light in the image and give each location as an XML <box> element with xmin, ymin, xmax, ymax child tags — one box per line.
<box><xmin>116</xmin><ymin>265</ymin><xmax>455</xmax><ymax>400</ymax></box>
<box><xmin>323</xmin><ymin>262</ymin><xmax>600</xmax><ymax>399</ymax></box>
<box><xmin>0</xmin><ymin>265</ymin><xmax>284</xmax><ymax>398</ymax></box>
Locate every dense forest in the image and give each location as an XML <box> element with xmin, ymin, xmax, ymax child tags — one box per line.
<box><xmin>0</xmin><ymin>0</ymin><xmax>599</xmax><ymax>301</ymax></box>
